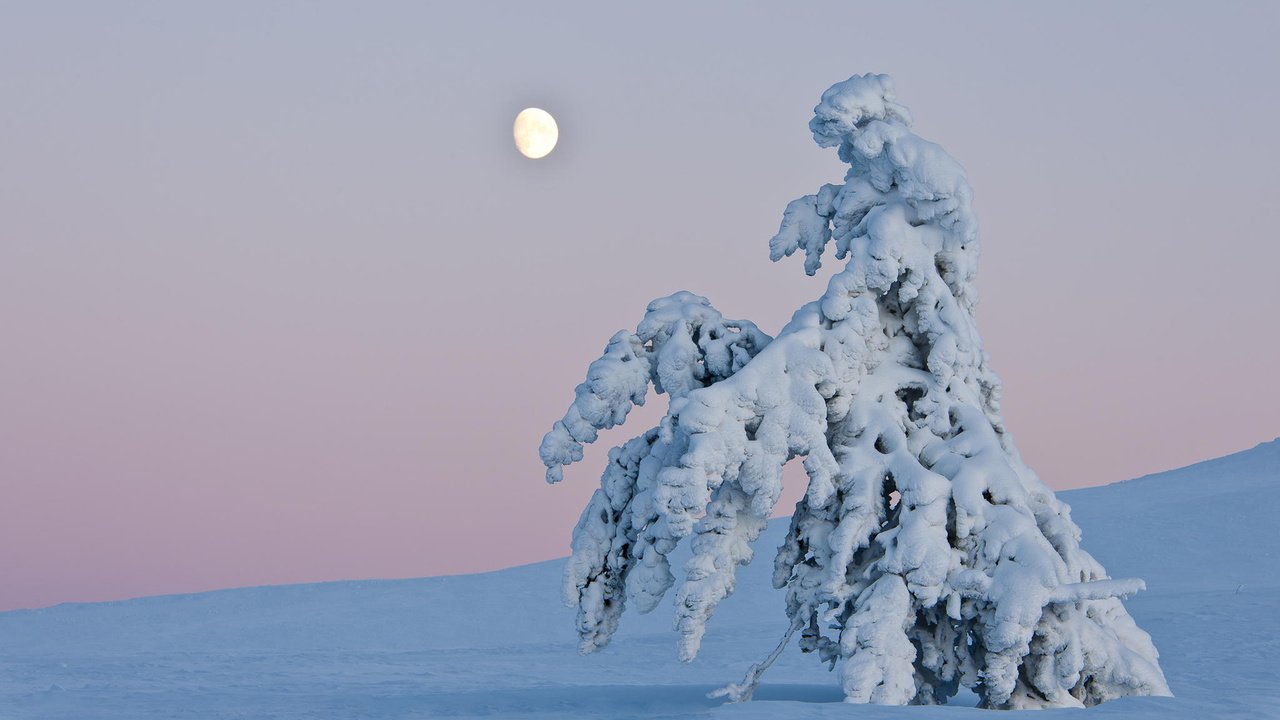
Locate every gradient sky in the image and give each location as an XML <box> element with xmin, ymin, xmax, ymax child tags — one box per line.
<box><xmin>2</xmin><ymin>1</ymin><xmax>1277</xmax><ymax>612</ymax></box>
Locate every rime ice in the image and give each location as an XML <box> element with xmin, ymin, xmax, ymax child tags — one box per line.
<box><xmin>541</xmin><ymin>74</ymin><xmax>1170</xmax><ymax>708</ymax></box>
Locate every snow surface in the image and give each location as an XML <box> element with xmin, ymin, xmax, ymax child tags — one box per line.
<box><xmin>2</xmin><ymin>439</ymin><xmax>1278</xmax><ymax>718</ymax></box>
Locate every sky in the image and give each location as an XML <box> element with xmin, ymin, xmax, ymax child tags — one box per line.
<box><xmin>1</xmin><ymin>1</ymin><xmax>1278</xmax><ymax>612</ymax></box>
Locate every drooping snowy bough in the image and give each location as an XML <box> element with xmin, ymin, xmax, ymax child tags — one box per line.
<box><xmin>540</xmin><ymin>74</ymin><xmax>1171</xmax><ymax>709</ymax></box>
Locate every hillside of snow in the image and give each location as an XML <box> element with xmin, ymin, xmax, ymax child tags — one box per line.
<box><xmin>2</xmin><ymin>440</ymin><xmax>1277</xmax><ymax>719</ymax></box>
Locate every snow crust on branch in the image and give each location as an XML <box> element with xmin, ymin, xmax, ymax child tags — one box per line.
<box><xmin>541</xmin><ymin>73</ymin><xmax>1170</xmax><ymax>708</ymax></box>
<box><xmin>540</xmin><ymin>291</ymin><xmax>770</xmax><ymax>485</ymax></box>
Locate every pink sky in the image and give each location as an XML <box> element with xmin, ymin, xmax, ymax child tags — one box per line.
<box><xmin>2</xmin><ymin>2</ymin><xmax>1278</xmax><ymax>611</ymax></box>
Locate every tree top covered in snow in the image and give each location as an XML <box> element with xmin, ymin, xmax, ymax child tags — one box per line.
<box><xmin>540</xmin><ymin>73</ymin><xmax>1169</xmax><ymax>709</ymax></box>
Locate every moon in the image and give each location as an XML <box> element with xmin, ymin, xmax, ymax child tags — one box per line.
<box><xmin>514</xmin><ymin>108</ymin><xmax>558</xmax><ymax>159</ymax></box>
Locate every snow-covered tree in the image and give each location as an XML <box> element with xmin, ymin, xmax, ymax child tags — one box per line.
<box><xmin>539</xmin><ymin>74</ymin><xmax>1171</xmax><ymax>709</ymax></box>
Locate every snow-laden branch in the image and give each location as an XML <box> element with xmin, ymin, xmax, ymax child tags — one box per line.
<box><xmin>540</xmin><ymin>291</ymin><xmax>770</xmax><ymax>484</ymax></box>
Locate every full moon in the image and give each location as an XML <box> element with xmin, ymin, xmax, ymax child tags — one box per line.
<box><xmin>513</xmin><ymin>108</ymin><xmax>558</xmax><ymax>159</ymax></box>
